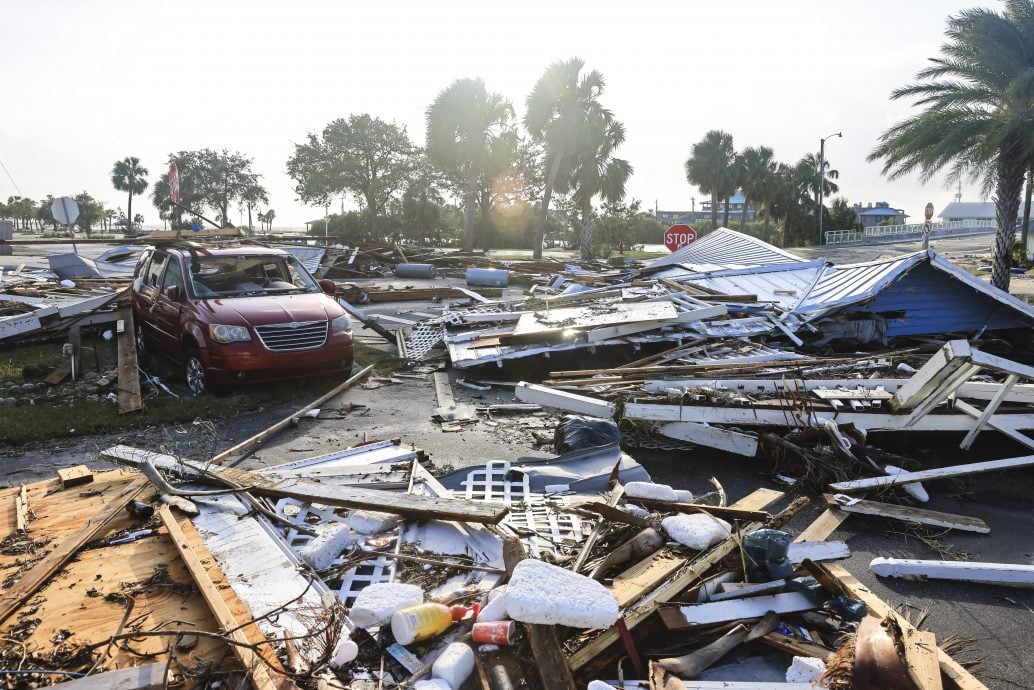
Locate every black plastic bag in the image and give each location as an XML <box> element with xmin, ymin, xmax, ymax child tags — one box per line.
<box><xmin>553</xmin><ymin>415</ymin><xmax>622</xmax><ymax>453</ymax></box>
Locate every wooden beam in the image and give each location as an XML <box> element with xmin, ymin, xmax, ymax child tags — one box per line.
<box><xmin>0</xmin><ymin>476</ymin><xmax>148</xmax><ymax>626</ymax></box>
<box><xmin>786</xmin><ymin>540</ymin><xmax>851</xmax><ymax>563</ymax></box>
<box><xmin>660</xmin><ymin>592</ymin><xmax>817</xmax><ymax>628</ymax></box>
<box><xmin>890</xmin><ymin>341</ymin><xmax>972</xmax><ymax>412</ymax></box>
<box><xmin>954</xmin><ymin>399</ymin><xmax>1034</xmax><ymax>451</ymax></box>
<box><xmin>960</xmin><ymin>374</ymin><xmax>1020</xmax><ymax>449</ymax></box>
<box><xmin>826</xmin><ymin>495</ymin><xmax>989</xmax><ymax>533</ymax></box>
<box><xmin>57</xmin><ymin>465</ymin><xmax>94</xmax><ymax>489</ymax></box>
<box><xmin>904</xmin><ymin>629</ymin><xmax>944</xmax><ymax>690</ymax></box>
<box><xmin>656</xmin><ymin>422</ymin><xmax>759</xmax><ymax>457</ymax></box>
<box><xmin>627</xmin><ymin>500</ymin><xmax>769</xmax><ymax>523</ymax></box>
<box><xmin>870</xmin><ymin>557</ymin><xmax>1034</xmax><ymax>586</ymax></box>
<box><xmin>115</xmin><ymin>303</ymin><xmax>142</xmax><ymax>414</ymax></box>
<box><xmin>829</xmin><ymin>455</ymin><xmax>1034</xmax><ymax>493</ymax></box>
<box><xmin>805</xmin><ymin>562</ymin><xmax>988</xmax><ymax>690</ymax></box>
<box><xmin>158</xmin><ymin>506</ymin><xmax>293</xmax><ymax>690</ymax></box>
<box><xmin>794</xmin><ymin>508</ymin><xmax>851</xmax><ymax>543</ymax></box>
<box><xmin>209</xmin><ymin>364</ymin><xmax>374</xmax><ymax>465</ymax></box>
<box><xmin>514</xmin><ymin>382</ymin><xmax>616</xmax><ymax>418</ymax></box>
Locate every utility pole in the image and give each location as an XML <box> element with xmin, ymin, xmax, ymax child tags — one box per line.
<box><xmin>818</xmin><ymin>132</ymin><xmax>842</xmax><ymax>244</ymax></box>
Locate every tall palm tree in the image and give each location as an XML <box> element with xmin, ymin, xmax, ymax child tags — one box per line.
<box><xmin>110</xmin><ymin>157</ymin><xmax>149</xmax><ymax>234</ymax></box>
<box><xmin>426</xmin><ymin>78</ymin><xmax>513</xmax><ymax>252</ymax></box>
<box><xmin>738</xmin><ymin>146</ymin><xmax>778</xmax><ymax>239</ymax></box>
<box><xmin>769</xmin><ymin>162</ymin><xmax>814</xmax><ymax>247</ymax></box>
<box><xmin>525</xmin><ymin>58</ymin><xmax>610</xmax><ymax>259</ymax></box>
<box><xmin>797</xmin><ymin>153</ymin><xmax>840</xmax><ymax>232</ymax></box>
<box><xmin>685</xmin><ymin>130</ymin><xmax>737</xmax><ymax>230</ymax></box>
<box><xmin>563</xmin><ymin>113</ymin><xmax>633</xmax><ymax>259</ymax></box>
<box><xmin>869</xmin><ymin>1</ymin><xmax>1034</xmax><ymax>290</ymax></box>
<box><xmin>240</xmin><ymin>177</ymin><xmax>269</xmax><ymax>235</ymax></box>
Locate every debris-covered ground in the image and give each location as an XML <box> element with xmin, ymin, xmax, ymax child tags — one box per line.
<box><xmin>2</xmin><ymin>230</ymin><xmax>1034</xmax><ymax>689</ymax></box>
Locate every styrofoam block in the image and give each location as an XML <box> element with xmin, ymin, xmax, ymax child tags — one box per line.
<box><xmin>625</xmin><ymin>481</ymin><xmax>678</xmax><ymax>502</ymax></box>
<box><xmin>414</xmin><ymin>680</ymin><xmax>451</xmax><ymax>690</ymax></box>
<box><xmin>505</xmin><ymin>560</ymin><xmax>619</xmax><ymax>629</ymax></box>
<box><xmin>349</xmin><ymin>582</ymin><xmax>424</xmax><ymax>628</ymax></box>
<box><xmin>432</xmin><ymin>642</ymin><xmax>475</xmax><ymax>689</ymax></box>
<box><xmin>786</xmin><ymin>656</ymin><xmax>826</xmax><ymax>683</ymax></box>
<box><xmin>348</xmin><ymin>509</ymin><xmax>401</xmax><ymax>535</ymax></box>
<box><xmin>623</xmin><ymin>504</ymin><xmax>651</xmax><ymax>519</ymax></box>
<box><xmin>296</xmin><ymin>524</ymin><xmax>351</xmax><ymax>571</ymax></box>
<box><xmin>674</xmin><ymin>489</ymin><xmax>694</xmax><ymax>503</ymax></box>
<box><xmin>587</xmin><ymin>682</ymin><xmax>616</xmax><ymax>690</ymax></box>
<box><xmin>662</xmin><ymin>513</ymin><xmax>732</xmax><ymax>550</ymax></box>
<box><xmin>478</xmin><ymin>586</ymin><xmax>508</xmax><ymax>622</ymax></box>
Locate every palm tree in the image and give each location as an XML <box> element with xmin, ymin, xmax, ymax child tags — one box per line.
<box><xmin>240</xmin><ymin>177</ymin><xmax>269</xmax><ymax>235</ymax></box>
<box><xmin>685</xmin><ymin>131</ymin><xmax>737</xmax><ymax>230</ymax></box>
<box><xmin>110</xmin><ymin>157</ymin><xmax>149</xmax><ymax>235</ymax></box>
<box><xmin>564</xmin><ymin>113</ymin><xmax>633</xmax><ymax>259</ymax></box>
<box><xmin>769</xmin><ymin>162</ymin><xmax>814</xmax><ymax>247</ymax></box>
<box><xmin>426</xmin><ymin>78</ymin><xmax>513</xmax><ymax>252</ymax></box>
<box><xmin>525</xmin><ymin>58</ymin><xmax>612</xmax><ymax>259</ymax></box>
<box><xmin>869</xmin><ymin>1</ymin><xmax>1034</xmax><ymax>290</ymax></box>
<box><xmin>797</xmin><ymin>153</ymin><xmax>839</xmax><ymax>231</ymax></box>
<box><xmin>264</xmin><ymin>209</ymin><xmax>276</xmax><ymax>232</ymax></box>
<box><xmin>738</xmin><ymin>146</ymin><xmax>777</xmax><ymax>234</ymax></box>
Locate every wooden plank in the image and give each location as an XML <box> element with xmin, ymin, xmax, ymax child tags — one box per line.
<box><xmin>14</xmin><ymin>485</ymin><xmax>28</xmax><ymax>532</ymax></box>
<box><xmin>904</xmin><ymin>629</ymin><xmax>944</xmax><ymax>690</ymax></box>
<box><xmin>890</xmin><ymin>341</ymin><xmax>971</xmax><ymax>411</ymax></box>
<box><xmin>209</xmin><ymin>364</ymin><xmax>374</xmax><ymax>465</ymax></box>
<box><xmin>960</xmin><ymin>374</ymin><xmax>1020</xmax><ymax>449</ymax></box>
<box><xmin>826</xmin><ymin>495</ymin><xmax>989</xmax><ymax>533</ymax></box>
<box><xmin>54</xmin><ymin>663</ymin><xmax>168</xmax><ymax>690</ymax></box>
<box><xmin>57</xmin><ymin>464</ymin><xmax>94</xmax><ymax>488</ymax></box>
<box><xmin>786</xmin><ymin>540</ymin><xmax>851</xmax><ymax>563</ymax></box>
<box><xmin>0</xmin><ymin>476</ymin><xmax>148</xmax><ymax>626</ymax></box>
<box><xmin>955</xmin><ymin>399</ymin><xmax>1034</xmax><ymax>451</ymax></box>
<box><xmin>628</xmin><ymin>500</ymin><xmax>769</xmax><ymax>523</ymax></box>
<box><xmin>568</xmin><ymin>489</ymin><xmax>785</xmax><ymax>674</ymax></box>
<box><xmin>829</xmin><ymin>455</ymin><xmax>1034</xmax><ymax>493</ymax></box>
<box><xmin>657</xmin><ymin>421</ymin><xmax>759</xmax><ymax>457</ymax></box>
<box><xmin>158</xmin><ymin>506</ymin><xmax>293</xmax><ymax>690</ymax></box>
<box><xmin>794</xmin><ymin>508</ymin><xmax>851</xmax><ymax>543</ymax></box>
<box><xmin>806</xmin><ymin>562</ymin><xmax>988</xmax><ymax>690</ymax></box>
<box><xmin>44</xmin><ymin>361</ymin><xmax>72</xmax><ymax>385</ymax></box>
<box><xmin>709</xmin><ymin>579</ymin><xmax>786</xmax><ymax>602</ymax></box>
<box><xmin>662</xmin><ymin>591</ymin><xmax>817</xmax><ymax>628</ymax></box>
<box><xmin>115</xmin><ymin>303</ymin><xmax>142</xmax><ymax>414</ymax></box>
<box><xmin>207</xmin><ymin>464</ymin><xmax>509</xmax><ymax>524</ymax></box>
<box><xmin>758</xmin><ymin>631</ymin><xmax>833</xmax><ymax>662</ymax></box>
<box><xmin>515</xmin><ymin>382</ymin><xmax>616</xmax><ymax>418</ymax></box>
<box><xmin>871</xmin><ymin>557</ymin><xmax>1034</xmax><ymax>586</ymax></box>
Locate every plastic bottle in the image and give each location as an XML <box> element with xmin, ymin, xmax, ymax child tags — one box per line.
<box><xmin>391</xmin><ymin>603</ymin><xmax>478</xmax><ymax>645</ymax></box>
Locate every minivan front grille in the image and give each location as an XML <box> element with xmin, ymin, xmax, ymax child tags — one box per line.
<box><xmin>254</xmin><ymin>320</ymin><xmax>328</xmax><ymax>351</ymax></box>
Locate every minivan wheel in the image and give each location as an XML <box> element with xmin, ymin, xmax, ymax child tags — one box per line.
<box><xmin>184</xmin><ymin>349</ymin><xmax>208</xmax><ymax>395</ymax></box>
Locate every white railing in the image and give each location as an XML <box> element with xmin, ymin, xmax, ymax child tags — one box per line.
<box><xmin>825</xmin><ymin>219</ymin><xmax>993</xmax><ymax>245</ymax></box>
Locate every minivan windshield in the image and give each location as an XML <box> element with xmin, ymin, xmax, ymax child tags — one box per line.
<box><xmin>185</xmin><ymin>254</ymin><xmax>320</xmax><ymax>298</ymax></box>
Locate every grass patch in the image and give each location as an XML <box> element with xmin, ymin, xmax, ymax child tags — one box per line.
<box><xmin>0</xmin><ymin>341</ymin><xmax>72</xmax><ymax>382</ymax></box>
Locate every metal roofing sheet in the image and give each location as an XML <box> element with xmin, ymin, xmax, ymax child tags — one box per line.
<box><xmin>664</xmin><ymin>260</ymin><xmax>827</xmax><ymax>310</ymax></box>
<box><xmin>647</xmin><ymin>227</ymin><xmax>804</xmax><ymax>269</ymax></box>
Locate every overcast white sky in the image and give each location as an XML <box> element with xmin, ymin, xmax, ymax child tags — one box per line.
<box><xmin>0</xmin><ymin>0</ymin><xmax>991</xmax><ymax>230</ymax></box>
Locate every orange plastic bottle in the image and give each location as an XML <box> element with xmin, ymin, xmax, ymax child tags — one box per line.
<box><xmin>390</xmin><ymin>603</ymin><xmax>477</xmax><ymax>645</ymax></box>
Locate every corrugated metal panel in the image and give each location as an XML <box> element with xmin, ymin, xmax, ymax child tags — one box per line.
<box><xmin>647</xmin><ymin>227</ymin><xmax>804</xmax><ymax>269</ymax></box>
<box><xmin>797</xmin><ymin>253</ymin><xmax>926</xmax><ymax>314</ymax></box>
<box><xmin>663</xmin><ymin>260</ymin><xmax>827</xmax><ymax>310</ymax></box>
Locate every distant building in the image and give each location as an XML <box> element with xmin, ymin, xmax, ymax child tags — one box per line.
<box><xmin>939</xmin><ymin>201</ymin><xmax>995</xmax><ymax>222</ymax></box>
<box><xmin>700</xmin><ymin>192</ymin><xmax>759</xmax><ymax>222</ymax></box>
<box><xmin>654</xmin><ymin>210</ymin><xmax>697</xmax><ymax>225</ymax></box>
<box><xmin>853</xmin><ymin>201</ymin><xmax>907</xmax><ymax>228</ymax></box>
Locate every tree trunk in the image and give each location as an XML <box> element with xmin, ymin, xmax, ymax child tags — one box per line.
<box><xmin>991</xmin><ymin>149</ymin><xmax>1027</xmax><ymax>291</ymax></box>
<box><xmin>710</xmin><ymin>192</ymin><xmax>718</xmax><ymax>229</ymax></box>
<box><xmin>1022</xmin><ymin>162</ymin><xmax>1033</xmax><ymax>262</ymax></box>
<box><xmin>534</xmin><ymin>148</ymin><xmax>566</xmax><ymax>260</ymax></box>
<box><xmin>740</xmin><ymin>195</ymin><xmax>749</xmax><ymax>230</ymax></box>
<box><xmin>762</xmin><ymin>201</ymin><xmax>771</xmax><ymax>243</ymax></box>
<box><xmin>579</xmin><ymin>202</ymin><xmax>593</xmax><ymax>261</ymax></box>
<box><xmin>247</xmin><ymin>204</ymin><xmax>253</xmax><ymax>236</ymax></box>
<box><xmin>127</xmin><ymin>192</ymin><xmax>133</xmax><ymax>235</ymax></box>
<box><xmin>722</xmin><ymin>197</ymin><xmax>730</xmax><ymax>229</ymax></box>
<box><xmin>462</xmin><ymin>179</ymin><xmax>477</xmax><ymax>253</ymax></box>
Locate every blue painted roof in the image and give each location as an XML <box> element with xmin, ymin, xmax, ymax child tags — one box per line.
<box><xmin>857</xmin><ymin>207</ymin><xmax>905</xmax><ymax>216</ymax></box>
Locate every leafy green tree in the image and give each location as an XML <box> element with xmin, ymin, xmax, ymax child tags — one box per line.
<box><xmin>37</xmin><ymin>196</ymin><xmax>55</xmax><ymax>231</ymax></box>
<box><xmin>869</xmin><ymin>1</ymin><xmax>1034</xmax><ymax>289</ymax></box>
<box><xmin>240</xmin><ymin>179</ymin><xmax>269</xmax><ymax>235</ymax></box>
<box><xmin>591</xmin><ymin>199</ymin><xmax>664</xmax><ymax>256</ymax></box>
<box><xmin>287</xmin><ymin>115</ymin><xmax>418</xmax><ymax>237</ymax></box>
<box><xmin>685</xmin><ymin>131</ymin><xmax>737</xmax><ymax>230</ymax></box>
<box><xmin>73</xmin><ymin>192</ymin><xmax>105</xmax><ymax>237</ymax></box>
<box><xmin>425</xmin><ymin>77</ymin><xmax>514</xmax><ymax>252</ymax></box>
<box><xmin>399</xmin><ymin>161</ymin><xmax>448</xmax><ymax>244</ymax></box>
<box><xmin>524</xmin><ymin>58</ymin><xmax>613</xmax><ymax>259</ymax></box>
<box><xmin>563</xmin><ymin>112</ymin><xmax>632</xmax><ymax>259</ymax></box>
<box><xmin>738</xmin><ymin>146</ymin><xmax>777</xmax><ymax>239</ymax></box>
<box><xmin>152</xmin><ymin>149</ymin><xmax>259</xmax><ymax>227</ymax></box>
<box><xmin>769</xmin><ymin>162</ymin><xmax>815</xmax><ymax>247</ymax></box>
<box><xmin>827</xmin><ymin>197</ymin><xmax>860</xmax><ymax>231</ymax></box>
<box><xmin>110</xmin><ymin>156</ymin><xmax>148</xmax><ymax>234</ymax></box>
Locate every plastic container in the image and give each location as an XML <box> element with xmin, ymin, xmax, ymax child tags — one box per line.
<box><xmin>391</xmin><ymin>603</ymin><xmax>478</xmax><ymax>645</ymax></box>
<box><xmin>473</xmin><ymin>620</ymin><xmax>516</xmax><ymax>645</ymax></box>
<box><xmin>466</xmin><ymin>268</ymin><xmax>509</xmax><ymax>287</ymax></box>
<box><xmin>395</xmin><ymin>263</ymin><xmax>437</xmax><ymax>279</ymax></box>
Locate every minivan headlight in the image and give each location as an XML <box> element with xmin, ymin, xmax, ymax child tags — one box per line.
<box><xmin>209</xmin><ymin>324</ymin><xmax>252</xmax><ymax>344</ymax></box>
<box><xmin>331</xmin><ymin>314</ymin><xmax>352</xmax><ymax>334</ymax></box>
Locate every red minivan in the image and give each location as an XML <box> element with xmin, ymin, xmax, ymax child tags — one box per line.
<box><xmin>132</xmin><ymin>243</ymin><xmax>354</xmax><ymax>394</ymax></box>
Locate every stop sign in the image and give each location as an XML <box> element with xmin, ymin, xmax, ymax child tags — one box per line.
<box><xmin>664</xmin><ymin>224</ymin><xmax>696</xmax><ymax>252</ymax></box>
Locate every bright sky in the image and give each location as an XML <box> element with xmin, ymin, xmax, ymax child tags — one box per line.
<box><xmin>0</xmin><ymin>0</ymin><xmax>992</xmax><ymax>232</ymax></box>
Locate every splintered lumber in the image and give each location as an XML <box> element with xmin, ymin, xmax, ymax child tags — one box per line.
<box><xmin>905</xmin><ymin>629</ymin><xmax>944</xmax><ymax>690</ymax></box>
<box><xmin>794</xmin><ymin>507</ymin><xmax>852</xmax><ymax>543</ymax></box>
<box><xmin>54</xmin><ymin>663</ymin><xmax>169</xmax><ymax>690</ymax></box>
<box><xmin>115</xmin><ymin>303</ymin><xmax>142</xmax><ymax>414</ymax></box>
<box><xmin>569</xmin><ymin>488</ymin><xmax>784</xmax><ymax>675</ymax></box>
<box><xmin>786</xmin><ymin>540</ymin><xmax>851</xmax><ymax>563</ymax></box>
<box><xmin>758</xmin><ymin>631</ymin><xmax>833</xmax><ymax>662</ymax></box>
<box><xmin>805</xmin><ymin>562</ymin><xmax>988</xmax><ymax>690</ymax></box>
<box><xmin>890</xmin><ymin>340</ymin><xmax>975</xmax><ymax>413</ymax></box>
<box><xmin>658</xmin><ymin>612</ymin><xmax>779</xmax><ymax>678</ymax></box>
<box><xmin>628</xmin><ymin>500</ymin><xmax>769</xmax><ymax>522</ymax></box>
<box><xmin>57</xmin><ymin>464</ymin><xmax>94</xmax><ymax>488</ymax></box>
<box><xmin>660</xmin><ymin>591</ymin><xmax>817</xmax><ymax>628</ymax></box>
<box><xmin>158</xmin><ymin>506</ymin><xmax>293</xmax><ymax>690</ymax></box>
<box><xmin>14</xmin><ymin>485</ymin><xmax>28</xmax><ymax>532</ymax></box>
<box><xmin>209</xmin><ymin>364</ymin><xmax>374</xmax><ymax>465</ymax></box>
<box><xmin>0</xmin><ymin>476</ymin><xmax>148</xmax><ymax>626</ymax></box>
<box><xmin>515</xmin><ymin>382</ymin><xmax>616</xmax><ymax>418</ymax></box>
<box><xmin>829</xmin><ymin>455</ymin><xmax>1034</xmax><ymax>493</ymax></box>
<box><xmin>870</xmin><ymin>557</ymin><xmax>1034</xmax><ymax>586</ymax></box>
<box><xmin>826</xmin><ymin>495</ymin><xmax>990</xmax><ymax>533</ymax></box>
<box><xmin>656</xmin><ymin>421</ymin><xmax>759</xmax><ymax>457</ymax></box>
<box><xmin>206</xmin><ymin>464</ymin><xmax>509</xmax><ymax>524</ymax></box>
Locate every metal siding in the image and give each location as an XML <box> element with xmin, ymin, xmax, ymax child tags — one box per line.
<box><xmin>648</xmin><ymin>228</ymin><xmax>804</xmax><ymax>269</ymax></box>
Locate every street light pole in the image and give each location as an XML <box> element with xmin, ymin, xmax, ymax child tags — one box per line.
<box><xmin>818</xmin><ymin>131</ymin><xmax>842</xmax><ymax>245</ymax></box>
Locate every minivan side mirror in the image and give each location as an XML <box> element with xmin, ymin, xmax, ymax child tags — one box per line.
<box><xmin>164</xmin><ymin>285</ymin><xmax>180</xmax><ymax>302</ymax></box>
<box><xmin>318</xmin><ymin>279</ymin><xmax>337</xmax><ymax>296</ymax></box>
